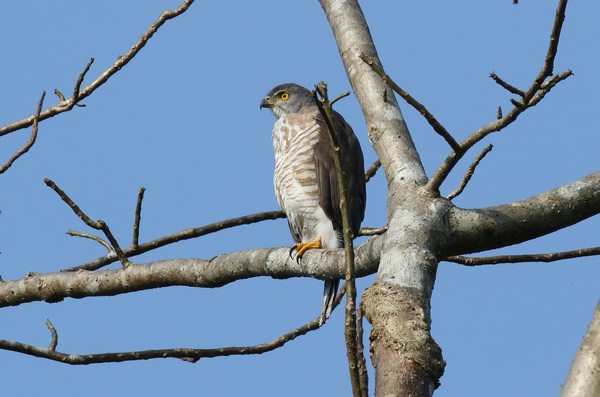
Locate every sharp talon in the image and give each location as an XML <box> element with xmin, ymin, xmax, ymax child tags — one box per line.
<box><xmin>289</xmin><ymin>245</ymin><xmax>298</xmax><ymax>260</ymax></box>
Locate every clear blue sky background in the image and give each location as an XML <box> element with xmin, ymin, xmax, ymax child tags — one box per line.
<box><xmin>1</xmin><ymin>1</ymin><xmax>599</xmax><ymax>396</ymax></box>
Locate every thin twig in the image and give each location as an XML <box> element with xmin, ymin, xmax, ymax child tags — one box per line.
<box><xmin>314</xmin><ymin>82</ymin><xmax>363</xmax><ymax>397</ymax></box>
<box><xmin>45</xmin><ymin>319</ymin><xmax>58</xmax><ymax>351</ymax></box>
<box><xmin>447</xmin><ymin>144</ymin><xmax>493</xmax><ymax>200</ymax></box>
<box><xmin>44</xmin><ymin>178</ymin><xmax>130</xmax><ymax>268</ymax></box>
<box><xmin>360</xmin><ymin>54</ymin><xmax>462</xmax><ymax>153</ymax></box>
<box><xmin>73</xmin><ymin>58</ymin><xmax>94</xmax><ymax>102</ymax></box>
<box><xmin>132</xmin><ymin>187</ymin><xmax>146</xmax><ymax>249</ymax></box>
<box><xmin>0</xmin><ymin>91</ymin><xmax>46</xmax><ymax>174</ymax></box>
<box><xmin>0</xmin><ymin>0</ymin><xmax>195</xmax><ymax>138</ymax></box>
<box><xmin>489</xmin><ymin>72</ymin><xmax>525</xmax><ymax>97</ymax></box>
<box><xmin>426</xmin><ymin>0</ymin><xmax>571</xmax><ymax>193</ymax></box>
<box><xmin>67</xmin><ymin>230</ymin><xmax>112</xmax><ymax>253</ymax></box>
<box><xmin>446</xmin><ymin>246</ymin><xmax>600</xmax><ymax>266</ymax></box>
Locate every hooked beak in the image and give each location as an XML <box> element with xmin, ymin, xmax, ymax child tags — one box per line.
<box><xmin>259</xmin><ymin>96</ymin><xmax>274</xmax><ymax>110</ymax></box>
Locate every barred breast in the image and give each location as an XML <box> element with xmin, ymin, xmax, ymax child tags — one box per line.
<box><xmin>272</xmin><ymin>108</ymin><xmax>339</xmax><ymax>249</ymax></box>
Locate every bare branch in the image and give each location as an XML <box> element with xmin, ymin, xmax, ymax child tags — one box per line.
<box><xmin>356</xmin><ymin>302</ymin><xmax>369</xmax><ymax>397</ymax></box>
<box><xmin>526</xmin><ymin>0</ymin><xmax>568</xmax><ymax>102</ymax></box>
<box><xmin>447</xmin><ymin>144</ymin><xmax>493</xmax><ymax>200</ymax></box>
<box><xmin>365</xmin><ymin>159</ymin><xmax>381</xmax><ymax>183</ymax></box>
<box><xmin>446</xmin><ymin>246</ymin><xmax>600</xmax><ymax>266</ymax></box>
<box><xmin>427</xmin><ymin>0</ymin><xmax>571</xmax><ymax>193</ymax></box>
<box><xmin>361</xmin><ymin>54</ymin><xmax>461</xmax><ymax>154</ymax></box>
<box><xmin>314</xmin><ymin>82</ymin><xmax>362</xmax><ymax>396</ymax></box>
<box><xmin>489</xmin><ymin>72</ymin><xmax>525</xmax><ymax>97</ymax></box>
<box><xmin>67</xmin><ymin>230</ymin><xmax>112</xmax><ymax>253</ymax></box>
<box><xmin>132</xmin><ymin>187</ymin><xmax>146</xmax><ymax>249</ymax></box>
<box><xmin>73</xmin><ymin>57</ymin><xmax>94</xmax><ymax>102</ymax></box>
<box><xmin>44</xmin><ymin>178</ymin><xmax>129</xmax><ymax>268</ymax></box>
<box><xmin>0</xmin><ymin>287</ymin><xmax>350</xmax><ymax>365</ymax></box>
<box><xmin>45</xmin><ymin>319</ymin><xmax>58</xmax><ymax>351</ymax></box>
<box><xmin>0</xmin><ymin>316</ymin><xmax>321</xmax><ymax>365</ymax></box>
<box><xmin>0</xmin><ymin>91</ymin><xmax>45</xmax><ymax>174</ymax></box>
<box><xmin>358</xmin><ymin>226</ymin><xmax>387</xmax><ymax>237</ymax></box>
<box><xmin>561</xmin><ymin>301</ymin><xmax>600</xmax><ymax>397</ymax></box>
<box><xmin>0</xmin><ymin>0</ymin><xmax>194</xmax><ymax>138</ymax></box>
<box><xmin>449</xmin><ymin>171</ymin><xmax>600</xmax><ymax>256</ymax></box>
<box><xmin>63</xmin><ymin>210</ymin><xmax>287</xmax><ymax>272</ymax></box>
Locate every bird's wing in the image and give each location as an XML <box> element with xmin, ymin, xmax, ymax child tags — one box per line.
<box><xmin>314</xmin><ymin>111</ymin><xmax>366</xmax><ymax>238</ymax></box>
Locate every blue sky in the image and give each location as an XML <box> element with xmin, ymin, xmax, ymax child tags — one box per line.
<box><xmin>1</xmin><ymin>1</ymin><xmax>599</xmax><ymax>396</ymax></box>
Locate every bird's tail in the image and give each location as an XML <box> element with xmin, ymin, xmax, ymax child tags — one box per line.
<box><xmin>319</xmin><ymin>279</ymin><xmax>340</xmax><ymax>325</ymax></box>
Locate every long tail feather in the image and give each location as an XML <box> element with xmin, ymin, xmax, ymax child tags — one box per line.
<box><xmin>319</xmin><ymin>279</ymin><xmax>340</xmax><ymax>325</ymax></box>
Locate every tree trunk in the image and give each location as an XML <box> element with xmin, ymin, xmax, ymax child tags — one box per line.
<box><xmin>319</xmin><ymin>1</ymin><xmax>446</xmax><ymax>395</ymax></box>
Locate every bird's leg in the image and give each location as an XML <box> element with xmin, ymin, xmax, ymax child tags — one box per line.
<box><xmin>289</xmin><ymin>237</ymin><xmax>322</xmax><ymax>262</ymax></box>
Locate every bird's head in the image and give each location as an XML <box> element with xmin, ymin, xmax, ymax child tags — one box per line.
<box><xmin>260</xmin><ymin>83</ymin><xmax>314</xmax><ymax>119</ymax></box>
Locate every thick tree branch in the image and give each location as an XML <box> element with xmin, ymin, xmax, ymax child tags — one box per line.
<box><xmin>0</xmin><ymin>0</ymin><xmax>194</xmax><ymax>138</ymax></box>
<box><xmin>319</xmin><ymin>0</ymin><xmax>427</xmax><ymax>195</ymax></box>
<box><xmin>0</xmin><ymin>236</ymin><xmax>382</xmax><ymax>308</ymax></box>
<box><xmin>448</xmin><ymin>171</ymin><xmax>600</xmax><ymax>256</ymax></box>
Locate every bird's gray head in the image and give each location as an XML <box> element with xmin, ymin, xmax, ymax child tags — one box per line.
<box><xmin>259</xmin><ymin>83</ymin><xmax>315</xmax><ymax>119</ymax></box>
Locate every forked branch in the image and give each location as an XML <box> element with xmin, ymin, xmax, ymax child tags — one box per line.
<box><xmin>0</xmin><ymin>0</ymin><xmax>194</xmax><ymax>138</ymax></box>
<box><xmin>426</xmin><ymin>0</ymin><xmax>571</xmax><ymax>193</ymax></box>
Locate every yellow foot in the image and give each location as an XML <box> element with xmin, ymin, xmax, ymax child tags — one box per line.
<box><xmin>289</xmin><ymin>237</ymin><xmax>322</xmax><ymax>261</ymax></box>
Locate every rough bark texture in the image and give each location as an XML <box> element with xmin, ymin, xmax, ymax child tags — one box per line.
<box><xmin>561</xmin><ymin>301</ymin><xmax>600</xmax><ymax>397</ymax></box>
<box><xmin>363</xmin><ymin>283</ymin><xmax>445</xmax><ymax>397</ymax></box>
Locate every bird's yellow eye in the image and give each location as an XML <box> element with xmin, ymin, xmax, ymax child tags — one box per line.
<box><xmin>280</xmin><ymin>92</ymin><xmax>290</xmax><ymax>101</ymax></box>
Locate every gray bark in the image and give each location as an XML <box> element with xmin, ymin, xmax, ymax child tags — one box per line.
<box><xmin>561</xmin><ymin>301</ymin><xmax>600</xmax><ymax>397</ymax></box>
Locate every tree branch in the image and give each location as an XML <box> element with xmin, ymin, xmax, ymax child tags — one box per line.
<box><xmin>446</xmin><ymin>246</ymin><xmax>600</xmax><ymax>266</ymax></box>
<box><xmin>62</xmin><ymin>210</ymin><xmax>287</xmax><ymax>272</ymax></box>
<box><xmin>0</xmin><ymin>236</ymin><xmax>383</xmax><ymax>308</ymax></box>
<box><xmin>365</xmin><ymin>159</ymin><xmax>381</xmax><ymax>183</ymax></box>
<box><xmin>0</xmin><ymin>0</ymin><xmax>194</xmax><ymax>138</ymax></box>
<box><xmin>319</xmin><ymin>0</ymin><xmax>427</xmax><ymax>193</ymax></box>
<box><xmin>314</xmin><ymin>82</ymin><xmax>363</xmax><ymax>396</ymax></box>
<box><xmin>561</xmin><ymin>301</ymin><xmax>600</xmax><ymax>397</ymax></box>
<box><xmin>361</xmin><ymin>55</ymin><xmax>461</xmax><ymax>154</ymax></box>
<box><xmin>446</xmin><ymin>144</ymin><xmax>493</xmax><ymax>200</ymax></box>
<box><xmin>0</xmin><ymin>312</ymin><xmax>325</xmax><ymax>365</ymax></box>
<box><xmin>44</xmin><ymin>179</ymin><xmax>130</xmax><ymax>268</ymax></box>
<box><xmin>448</xmin><ymin>171</ymin><xmax>600</xmax><ymax>256</ymax></box>
<box><xmin>426</xmin><ymin>0</ymin><xmax>571</xmax><ymax>193</ymax></box>
<box><xmin>0</xmin><ymin>91</ymin><xmax>45</xmax><ymax>174</ymax></box>
<box><xmin>132</xmin><ymin>187</ymin><xmax>146</xmax><ymax>249</ymax></box>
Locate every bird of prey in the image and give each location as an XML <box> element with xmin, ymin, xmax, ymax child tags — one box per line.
<box><xmin>260</xmin><ymin>83</ymin><xmax>366</xmax><ymax>324</ymax></box>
